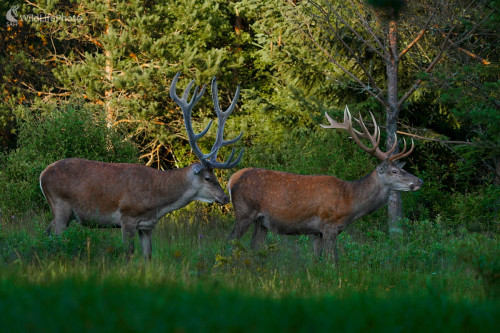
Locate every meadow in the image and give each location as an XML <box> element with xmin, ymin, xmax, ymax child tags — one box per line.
<box><xmin>1</xmin><ymin>0</ymin><xmax>498</xmax><ymax>330</ymax></box>
<box><xmin>0</xmin><ymin>204</ymin><xmax>498</xmax><ymax>332</ymax></box>
<box><xmin>0</xmin><ymin>105</ymin><xmax>498</xmax><ymax>332</ymax></box>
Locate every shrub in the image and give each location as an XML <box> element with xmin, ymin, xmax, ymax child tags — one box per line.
<box><xmin>0</xmin><ymin>102</ymin><xmax>138</xmax><ymax>216</ymax></box>
<box><xmin>451</xmin><ymin>233</ymin><xmax>500</xmax><ymax>298</ymax></box>
<box><xmin>241</xmin><ymin>126</ymin><xmax>375</xmax><ymax>179</ymax></box>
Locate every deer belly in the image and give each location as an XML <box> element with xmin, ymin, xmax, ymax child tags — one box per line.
<box><xmin>137</xmin><ymin>220</ymin><xmax>158</xmax><ymax>229</ymax></box>
<box><xmin>266</xmin><ymin>215</ymin><xmax>322</xmax><ymax>235</ymax></box>
<box><xmin>73</xmin><ymin>209</ymin><xmax>122</xmax><ymax>227</ymax></box>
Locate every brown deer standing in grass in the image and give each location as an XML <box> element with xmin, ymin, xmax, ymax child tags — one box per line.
<box><xmin>227</xmin><ymin>106</ymin><xmax>422</xmax><ymax>264</ymax></box>
<box><xmin>39</xmin><ymin>72</ymin><xmax>244</xmax><ymax>259</ymax></box>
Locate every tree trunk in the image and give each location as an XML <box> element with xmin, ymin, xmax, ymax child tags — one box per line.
<box><xmin>386</xmin><ymin>19</ymin><xmax>404</xmax><ymax>237</ymax></box>
<box><xmin>104</xmin><ymin>48</ymin><xmax>113</xmax><ymax>128</ymax></box>
<box><xmin>104</xmin><ymin>0</ymin><xmax>114</xmax><ymax>128</ymax></box>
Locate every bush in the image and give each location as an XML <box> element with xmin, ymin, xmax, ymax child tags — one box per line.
<box><xmin>241</xmin><ymin>126</ymin><xmax>376</xmax><ymax>179</ymax></box>
<box><xmin>0</xmin><ymin>102</ymin><xmax>138</xmax><ymax>216</ymax></box>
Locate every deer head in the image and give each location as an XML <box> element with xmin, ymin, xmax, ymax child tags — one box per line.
<box><xmin>321</xmin><ymin>105</ymin><xmax>421</xmax><ymax>192</ymax></box>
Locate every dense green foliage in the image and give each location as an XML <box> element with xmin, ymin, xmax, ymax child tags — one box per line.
<box><xmin>1</xmin><ymin>0</ymin><xmax>253</xmax><ymax>168</ymax></box>
<box><xmin>0</xmin><ymin>102</ymin><xmax>138</xmax><ymax>214</ymax></box>
<box><xmin>0</xmin><ymin>1</ymin><xmax>498</xmax><ymax>330</ymax></box>
<box><xmin>1</xmin><ymin>0</ymin><xmax>497</xmax><ymax>187</ymax></box>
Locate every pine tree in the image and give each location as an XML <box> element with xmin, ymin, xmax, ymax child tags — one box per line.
<box><xmin>22</xmin><ymin>0</ymin><xmax>247</xmax><ymax>168</ymax></box>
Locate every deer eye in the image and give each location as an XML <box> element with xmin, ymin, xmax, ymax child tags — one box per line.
<box><xmin>392</xmin><ymin>169</ymin><xmax>398</xmax><ymax>174</ymax></box>
<box><xmin>204</xmin><ymin>176</ymin><xmax>211</xmax><ymax>181</ymax></box>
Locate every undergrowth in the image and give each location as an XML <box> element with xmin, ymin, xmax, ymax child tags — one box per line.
<box><xmin>0</xmin><ymin>207</ymin><xmax>498</xmax><ymax>332</ymax></box>
<box><xmin>0</xmin><ymin>207</ymin><xmax>498</xmax><ymax>299</ymax></box>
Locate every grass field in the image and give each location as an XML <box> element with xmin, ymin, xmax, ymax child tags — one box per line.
<box><xmin>0</xmin><ymin>205</ymin><xmax>498</xmax><ymax>332</ymax></box>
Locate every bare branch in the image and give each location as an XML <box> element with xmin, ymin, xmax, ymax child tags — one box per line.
<box><xmin>348</xmin><ymin>0</ymin><xmax>386</xmax><ymax>53</ymax></box>
<box><xmin>298</xmin><ymin>21</ymin><xmax>388</xmax><ymax>107</ymax></box>
<box><xmin>399</xmin><ymin>2</ymin><xmax>439</xmax><ymax>58</ymax></box>
<box><xmin>450</xmin><ymin>43</ymin><xmax>491</xmax><ymax>65</ymax></box>
<box><xmin>399</xmin><ymin>2</ymin><xmax>493</xmax><ymax>108</ymax></box>
<box><xmin>399</xmin><ymin>29</ymin><xmax>425</xmax><ymax>59</ymax></box>
<box><xmin>294</xmin><ymin>2</ymin><xmax>387</xmax><ymax>107</ymax></box>
<box><xmin>395</xmin><ymin>130</ymin><xmax>474</xmax><ymax>146</ymax></box>
<box><xmin>308</xmin><ymin>0</ymin><xmax>385</xmax><ymax>59</ymax></box>
<box><xmin>315</xmin><ymin>14</ymin><xmax>382</xmax><ymax>93</ymax></box>
<box><xmin>398</xmin><ymin>53</ymin><xmax>441</xmax><ymax>108</ymax></box>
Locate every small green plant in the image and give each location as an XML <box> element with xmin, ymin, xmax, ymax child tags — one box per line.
<box><xmin>452</xmin><ymin>234</ymin><xmax>500</xmax><ymax>298</ymax></box>
<box><xmin>0</xmin><ymin>220</ymin><xmax>128</xmax><ymax>264</ymax></box>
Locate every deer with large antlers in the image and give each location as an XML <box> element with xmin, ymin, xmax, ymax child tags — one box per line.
<box><xmin>40</xmin><ymin>72</ymin><xmax>244</xmax><ymax>259</ymax></box>
<box><xmin>227</xmin><ymin>106</ymin><xmax>422</xmax><ymax>264</ymax></box>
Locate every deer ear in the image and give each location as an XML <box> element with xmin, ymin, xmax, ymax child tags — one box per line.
<box><xmin>397</xmin><ymin>161</ymin><xmax>406</xmax><ymax>168</ymax></box>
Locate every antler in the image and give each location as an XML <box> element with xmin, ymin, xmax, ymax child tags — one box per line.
<box><xmin>208</xmin><ymin>76</ymin><xmax>244</xmax><ymax>169</ymax></box>
<box><xmin>321</xmin><ymin>105</ymin><xmax>414</xmax><ymax>162</ymax></box>
<box><xmin>169</xmin><ymin>72</ymin><xmax>244</xmax><ymax>170</ymax></box>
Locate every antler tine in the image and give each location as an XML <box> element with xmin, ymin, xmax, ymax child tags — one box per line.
<box><xmin>207</xmin><ymin>146</ymin><xmax>245</xmax><ymax>170</ymax></box>
<box><xmin>206</xmin><ymin>76</ymin><xmax>244</xmax><ymax>169</ymax></box>
<box><xmin>322</xmin><ymin>106</ymin><xmax>382</xmax><ymax>158</ymax></box>
<box><xmin>354</xmin><ymin>112</ymin><xmax>379</xmax><ymax>144</ymax></box>
<box><xmin>320</xmin><ymin>105</ymin><xmax>351</xmax><ymax>130</ymax></box>
<box><xmin>170</xmin><ymin>72</ymin><xmax>206</xmax><ymax>112</ymax></box>
<box><xmin>354</xmin><ymin>112</ymin><xmax>379</xmax><ymax>140</ymax></box>
<box><xmin>170</xmin><ymin>72</ymin><xmax>216</xmax><ymax>164</ymax></box>
<box><xmin>388</xmin><ymin>138</ymin><xmax>415</xmax><ymax>162</ymax></box>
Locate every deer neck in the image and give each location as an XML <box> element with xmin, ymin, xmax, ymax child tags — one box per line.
<box><xmin>347</xmin><ymin>170</ymin><xmax>391</xmax><ymax>221</ymax></box>
<box><xmin>154</xmin><ymin>166</ymin><xmax>198</xmax><ymax>212</ymax></box>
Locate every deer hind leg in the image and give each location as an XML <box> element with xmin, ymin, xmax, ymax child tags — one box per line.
<box><xmin>138</xmin><ymin>228</ymin><xmax>153</xmax><ymax>261</ymax></box>
<box><xmin>326</xmin><ymin>232</ymin><xmax>340</xmax><ymax>268</ymax></box>
<box><xmin>228</xmin><ymin>216</ymin><xmax>253</xmax><ymax>240</ymax></box>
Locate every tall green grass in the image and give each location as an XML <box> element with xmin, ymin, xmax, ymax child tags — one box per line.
<box><xmin>1</xmin><ymin>276</ymin><xmax>498</xmax><ymax>333</ymax></box>
<box><xmin>0</xmin><ymin>206</ymin><xmax>498</xmax><ymax>332</ymax></box>
<box><xmin>1</xmin><ymin>206</ymin><xmax>497</xmax><ymax>297</ymax></box>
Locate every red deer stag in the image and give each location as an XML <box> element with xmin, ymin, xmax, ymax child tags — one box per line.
<box><xmin>227</xmin><ymin>106</ymin><xmax>422</xmax><ymax>264</ymax></box>
<box><xmin>40</xmin><ymin>72</ymin><xmax>244</xmax><ymax>259</ymax></box>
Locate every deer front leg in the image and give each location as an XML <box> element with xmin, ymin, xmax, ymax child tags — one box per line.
<box><xmin>228</xmin><ymin>215</ymin><xmax>254</xmax><ymax>240</ymax></box>
<box><xmin>250</xmin><ymin>222</ymin><xmax>267</xmax><ymax>250</ymax></box>
<box><xmin>313</xmin><ymin>235</ymin><xmax>324</xmax><ymax>257</ymax></box>
<box><xmin>121</xmin><ymin>220</ymin><xmax>137</xmax><ymax>260</ymax></box>
<box><xmin>321</xmin><ymin>223</ymin><xmax>341</xmax><ymax>268</ymax></box>
<box><xmin>139</xmin><ymin>228</ymin><xmax>153</xmax><ymax>260</ymax></box>
<box><xmin>331</xmin><ymin>232</ymin><xmax>339</xmax><ymax>268</ymax></box>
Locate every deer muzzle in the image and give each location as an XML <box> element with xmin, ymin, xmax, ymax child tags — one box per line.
<box><xmin>216</xmin><ymin>194</ymin><xmax>230</xmax><ymax>205</ymax></box>
<box><xmin>410</xmin><ymin>178</ymin><xmax>424</xmax><ymax>191</ymax></box>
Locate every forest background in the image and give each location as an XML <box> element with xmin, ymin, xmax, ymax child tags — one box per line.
<box><xmin>0</xmin><ymin>1</ymin><xmax>498</xmax><ymax>331</ymax></box>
